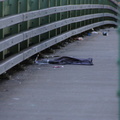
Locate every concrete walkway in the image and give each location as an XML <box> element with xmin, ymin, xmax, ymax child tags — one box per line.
<box><xmin>0</xmin><ymin>28</ymin><xmax>118</xmax><ymax>120</ymax></box>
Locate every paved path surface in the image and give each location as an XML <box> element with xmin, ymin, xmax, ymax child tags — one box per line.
<box><xmin>0</xmin><ymin>28</ymin><xmax>119</xmax><ymax>120</ymax></box>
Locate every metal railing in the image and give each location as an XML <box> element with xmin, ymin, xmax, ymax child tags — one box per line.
<box><xmin>0</xmin><ymin>0</ymin><xmax>119</xmax><ymax>75</ymax></box>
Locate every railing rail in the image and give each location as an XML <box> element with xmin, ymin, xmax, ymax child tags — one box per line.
<box><xmin>0</xmin><ymin>0</ymin><xmax>119</xmax><ymax>75</ymax></box>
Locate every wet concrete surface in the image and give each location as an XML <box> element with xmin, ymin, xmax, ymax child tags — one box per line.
<box><xmin>0</xmin><ymin>28</ymin><xmax>119</xmax><ymax>120</ymax></box>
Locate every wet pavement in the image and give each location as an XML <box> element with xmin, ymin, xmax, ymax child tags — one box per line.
<box><xmin>0</xmin><ymin>28</ymin><xmax>119</xmax><ymax>120</ymax></box>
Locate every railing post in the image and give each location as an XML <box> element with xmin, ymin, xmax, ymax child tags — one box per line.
<box><xmin>118</xmin><ymin>27</ymin><xmax>120</xmax><ymax>120</ymax></box>
<box><xmin>118</xmin><ymin>1</ymin><xmax>120</xmax><ymax>120</ymax></box>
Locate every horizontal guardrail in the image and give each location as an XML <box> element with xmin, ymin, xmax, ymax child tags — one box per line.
<box><xmin>0</xmin><ymin>4</ymin><xmax>118</xmax><ymax>29</ymax></box>
<box><xmin>0</xmin><ymin>13</ymin><xmax>117</xmax><ymax>52</ymax></box>
<box><xmin>110</xmin><ymin>0</ymin><xmax>118</xmax><ymax>5</ymax></box>
<box><xmin>23</xmin><ymin>5</ymin><xmax>118</xmax><ymax>20</ymax></box>
<box><xmin>0</xmin><ymin>20</ymin><xmax>117</xmax><ymax>75</ymax></box>
<box><xmin>0</xmin><ymin>0</ymin><xmax>119</xmax><ymax>75</ymax></box>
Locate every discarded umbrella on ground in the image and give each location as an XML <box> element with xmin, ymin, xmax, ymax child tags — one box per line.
<box><xmin>35</xmin><ymin>56</ymin><xmax>93</xmax><ymax>65</ymax></box>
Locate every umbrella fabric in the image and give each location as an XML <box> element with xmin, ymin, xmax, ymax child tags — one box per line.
<box><xmin>49</xmin><ymin>56</ymin><xmax>93</xmax><ymax>65</ymax></box>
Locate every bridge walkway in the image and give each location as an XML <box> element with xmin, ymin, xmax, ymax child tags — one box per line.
<box><xmin>0</xmin><ymin>27</ymin><xmax>118</xmax><ymax>120</ymax></box>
